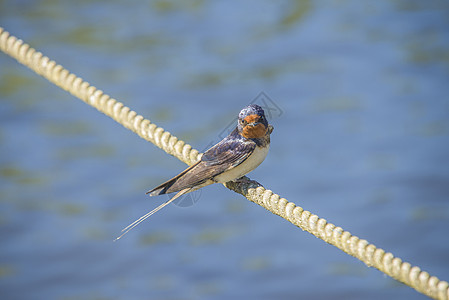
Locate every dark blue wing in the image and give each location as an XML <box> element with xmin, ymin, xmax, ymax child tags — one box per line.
<box><xmin>148</xmin><ymin>128</ymin><xmax>255</xmax><ymax>195</ymax></box>
<box><xmin>202</xmin><ymin>128</ymin><xmax>255</xmax><ymax>167</ymax></box>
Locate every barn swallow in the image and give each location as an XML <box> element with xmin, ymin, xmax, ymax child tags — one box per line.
<box><xmin>116</xmin><ymin>104</ymin><xmax>273</xmax><ymax>240</ymax></box>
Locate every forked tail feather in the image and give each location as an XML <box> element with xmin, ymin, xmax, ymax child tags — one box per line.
<box><xmin>114</xmin><ymin>188</ymin><xmax>192</xmax><ymax>241</ymax></box>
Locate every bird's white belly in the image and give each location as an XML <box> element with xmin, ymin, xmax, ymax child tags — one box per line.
<box><xmin>214</xmin><ymin>145</ymin><xmax>270</xmax><ymax>183</ymax></box>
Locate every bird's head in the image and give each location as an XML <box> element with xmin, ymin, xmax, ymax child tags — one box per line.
<box><xmin>237</xmin><ymin>104</ymin><xmax>271</xmax><ymax>139</ymax></box>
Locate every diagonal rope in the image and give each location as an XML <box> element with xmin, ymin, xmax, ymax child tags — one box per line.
<box><xmin>1</xmin><ymin>27</ymin><xmax>448</xmax><ymax>300</ymax></box>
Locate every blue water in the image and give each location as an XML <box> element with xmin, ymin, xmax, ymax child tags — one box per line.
<box><xmin>1</xmin><ymin>1</ymin><xmax>449</xmax><ymax>299</ymax></box>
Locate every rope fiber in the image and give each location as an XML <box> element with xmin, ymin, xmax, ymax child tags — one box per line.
<box><xmin>1</xmin><ymin>27</ymin><xmax>448</xmax><ymax>299</ymax></box>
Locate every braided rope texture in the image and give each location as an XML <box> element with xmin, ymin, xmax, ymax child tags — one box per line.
<box><xmin>1</xmin><ymin>27</ymin><xmax>447</xmax><ymax>299</ymax></box>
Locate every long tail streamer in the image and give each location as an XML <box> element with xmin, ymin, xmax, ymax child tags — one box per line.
<box><xmin>114</xmin><ymin>188</ymin><xmax>191</xmax><ymax>241</ymax></box>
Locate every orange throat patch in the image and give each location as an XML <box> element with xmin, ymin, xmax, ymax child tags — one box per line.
<box><xmin>242</xmin><ymin>123</ymin><xmax>267</xmax><ymax>139</ymax></box>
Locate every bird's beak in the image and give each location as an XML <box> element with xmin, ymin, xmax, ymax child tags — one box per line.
<box><xmin>248</xmin><ymin>122</ymin><xmax>260</xmax><ymax>127</ymax></box>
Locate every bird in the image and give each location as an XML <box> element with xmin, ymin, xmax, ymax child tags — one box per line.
<box><xmin>115</xmin><ymin>104</ymin><xmax>273</xmax><ymax>240</ymax></box>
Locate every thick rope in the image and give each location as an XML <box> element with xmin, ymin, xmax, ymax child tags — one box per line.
<box><xmin>1</xmin><ymin>27</ymin><xmax>447</xmax><ymax>299</ymax></box>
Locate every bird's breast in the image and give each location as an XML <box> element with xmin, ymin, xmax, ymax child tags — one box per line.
<box><xmin>214</xmin><ymin>144</ymin><xmax>270</xmax><ymax>183</ymax></box>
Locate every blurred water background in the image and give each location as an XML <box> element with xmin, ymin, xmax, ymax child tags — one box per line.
<box><xmin>1</xmin><ymin>1</ymin><xmax>449</xmax><ymax>299</ymax></box>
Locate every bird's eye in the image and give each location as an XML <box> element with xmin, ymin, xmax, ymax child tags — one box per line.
<box><xmin>240</xmin><ymin>119</ymin><xmax>247</xmax><ymax>125</ymax></box>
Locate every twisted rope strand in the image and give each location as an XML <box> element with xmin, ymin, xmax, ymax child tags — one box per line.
<box><xmin>1</xmin><ymin>27</ymin><xmax>447</xmax><ymax>300</ymax></box>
